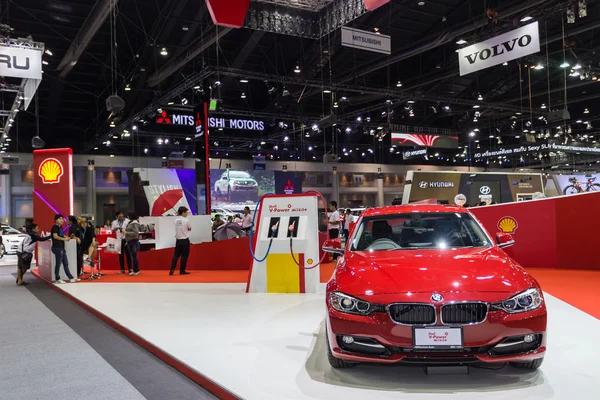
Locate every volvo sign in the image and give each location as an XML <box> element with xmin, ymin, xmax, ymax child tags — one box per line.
<box><xmin>458</xmin><ymin>22</ymin><xmax>540</xmax><ymax>76</ymax></box>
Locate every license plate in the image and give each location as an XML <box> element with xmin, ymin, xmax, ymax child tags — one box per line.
<box><xmin>413</xmin><ymin>327</ymin><xmax>463</xmax><ymax>349</ymax></box>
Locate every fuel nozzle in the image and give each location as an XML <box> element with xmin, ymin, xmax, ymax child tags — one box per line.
<box><xmin>288</xmin><ymin>220</ymin><xmax>296</xmax><ymax>232</ymax></box>
<box><xmin>271</xmin><ymin>221</ymin><xmax>279</xmax><ymax>233</ymax></box>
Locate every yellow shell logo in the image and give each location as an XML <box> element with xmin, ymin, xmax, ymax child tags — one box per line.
<box><xmin>498</xmin><ymin>217</ymin><xmax>518</xmax><ymax>234</ymax></box>
<box><xmin>307</xmin><ymin>258</ymin><xmax>313</xmax><ymax>265</ymax></box>
<box><xmin>39</xmin><ymin>158</ymin><xmax>64</xmax><ymax>184</ymax></box>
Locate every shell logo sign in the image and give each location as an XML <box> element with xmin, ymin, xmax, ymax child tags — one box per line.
<box><xmin>498</xmin><ymin>216</ymin><xmax>518</xmax><ymax>234</ymax></box>
<box><xmin>39</xmin><ymin>158</ymin><xmax>64</xmax><ymax>184</ymax></box>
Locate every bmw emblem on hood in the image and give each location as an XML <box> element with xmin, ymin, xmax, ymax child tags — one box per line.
<box><xmin>431</xmin><ymin>293</ymin><xmax>443</xmax><ymax>302</ymax></box>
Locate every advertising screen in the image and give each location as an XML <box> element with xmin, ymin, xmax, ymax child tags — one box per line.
<box><xmin>554</xmin><ymin>174</ymin><xmax>600</xmax><ymax>195</ymax></box>
<box><xmin>210</xmin><ymin>169</ymin><xmax>275</xmax><ymax>212</ymax></box>
<box><xmin>275</xmin><ymin>172</ymin><xmax>303</xmax><ymax>195</ymax></box>
<box><xmin>129</xmin><ymin>168</ymin><xmax>197</xmax><ymax>217</ymax></box>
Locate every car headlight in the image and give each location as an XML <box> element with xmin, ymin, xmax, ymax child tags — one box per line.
<box><xmin>329</xmin><ymin>292</ymin><xmax>384</xmax><ymax>316</ymax></box>
<box><xmin>492</xmin><ymin>288</ymin><xmax>543</xmax><ymax>314</ymax></box>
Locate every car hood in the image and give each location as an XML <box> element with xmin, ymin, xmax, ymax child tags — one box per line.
<box><xmin>336</xmin><ymin>247</ymin><xmax>534</xmax><ymax>296</ymax></box>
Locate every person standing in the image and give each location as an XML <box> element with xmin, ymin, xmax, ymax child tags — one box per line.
<box><xmin>328</xmin><ymin>201</ymin><xmax>341</xmax><ymax>260</ymax></box>
<box><xmin>16</xmin><ymin>223</ymin><xmax>51</xmax><ymax>286</ymax></box>
<box><xmin>67</xmin><ymin>215</ymin><xmax>83</xmax><ymax>277</ymax></box>
<box><xmin>241</xmin><ymin>206</ymin><xmax>253</xmax><ymax>236</ymax></box>
<box><xmin>111</xmin><ymin>211</ymin><xmax>131</xmax><ymax>274</ymax></box>
<box><xmin>125</xmin><ymin>212</ymin><xmax>141</xmax><ymax>276</ymax></box>
<box><xmin>170</xmin><ymin>206</ymin><xmax>192</xmax><ymax>276</ymax></box>
<box><xmin>51</xmin><ymin>214</ymin><xmax>78</xmax><ymax>284</ymax></box>
<box><xmin>343</xmin><ymin>209</ymin><xmax>354</xmax><ymax>240</ymax></box>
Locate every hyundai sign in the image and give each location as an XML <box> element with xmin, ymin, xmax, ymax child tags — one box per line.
<box><xmin>458</xmin><ymin>22</ymin><xmax>540</xmax><ymax>76</ymax></box>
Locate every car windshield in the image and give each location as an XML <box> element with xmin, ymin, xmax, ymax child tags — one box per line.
<box><xmin>2</xmin><ymin>227</ymin><xmax>21</xmax><ymax>235</ymax></box>
<box><xmin>350</xmin><ymin>212</ymin><xmax>491</xmax><ymax>251</ymax></box>
<box><xmin>229</xmin><ymin>171</ymin><xmax>252</xmax><ymax>179</ymax></box>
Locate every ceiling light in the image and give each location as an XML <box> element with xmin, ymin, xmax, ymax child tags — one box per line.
<box><xmin>541</xmin><ymin>103</ymin><xmax>547</xmax><ymax>109</ymax></box>
<box><xmin>109</xmin><ymin>121</ymin><xmax>115</xmax><ymax>127</ymax></box>
<box><xmin>560</xmin><ymin>61</ymin><xmax>570</xmax><ymax>68</ymax></box>
<box><xmin>144</xmin><ymin>148</ymin><xmax>148</xmax><ymax>154</ymax></box>
<box><xmin>42</xmin><ymin>60</ymin><xmax>48</xmax><ymax>65</ymax></box>
<box><xmin>283</xmin><ymin>136</ymin><xmax>289</xmax><ymax>142</ymax></box>
<box><xmin>474</xmin><ymin>128</ymin><xmax>480</xmax><ymax>132</ymax></box>
<box><xmin>570</xmin><ymin>71</ymin><xmax>580</xmax><ymax>77</ymax></box>
<box><xmin>165</xmin><ymin>139</ymin><xmax>169</xmax><ymax>144</ymax></box>
<box><xmin>333</xmin><ymin>102</ymin><xmax>339</xmax><ymax>108</ymax></box>
<box><xmin>239</xmin><ymin>79</ymin><xmax>248</xmax><ymax>83</ymax></box>
<box><xmin>520</xmin><ymin>16</ymin><xmax>533</xmax><ymax>22</ymax></box>
<box><xmin>181</xmin><ymin>98</ymin><xmax>188</xmax><ymax>105</ymax></box>
<box><xmin>157</xmin><ymin>138</ymin><xmax>163</xmax><ymax>145</ymax></box>
<box><xmin>469</xmin><ymin>131</ymin><xmax>476</xmax><ymax>137</ymax></box>
<box><xmin>241</xmin><ymin>92</ymin><xmax>246</xmax><ymax>99</ymax></box>
<box><xmin>444</xmin><ymin>105</ymin><xmax>451</xmax><ymax>111</ymax></box>
<box><xmin>106</xmin><ymin>140</ymin><xmax>111</xmax><ymax>146</ymax></box>
<box><xmin>294</xmin><ymin>65</ymin><xmax>301</xmax><ymax>73</ymax></box>
<box><xmin>473</xmin><ymin>105</ymin><xmax>480</xmax><ymax>109</ymax></box>
<box><xmin>345</xmin><ymin>127</ymin><xmax>351</xmax><ymax>133</ymax></box>
<box><xmin>573</xmin><ymin>63</ymin><xmax>582</xmax><ymax>70</ymax></box>
<box><xmin>214</xmin><ymin>80</ymin><xmax>221</xmax><ymax>86</ymax></box>
<box><xmin>456</xmin><ymin>39</ymin><xmax>467</xmax><ymax>45</ymax></box>
<box><xmin>160</xmin><ymin>47</ymin><xmax>168</xmax><ymax>56</ymax></box>
<box><xmin>584</xmin><ymin>108</ymin><xmax>590</xmax><ymax>114</ymax></box>
<box><xmin>407</xmin><ymin>100</ymin><xmax>415</xmax><ymax>104</ymax></box>
<box><xmin>356</xmin><ymin>116</ymin><xmax>362</xmax><ymax>122</ymax></box>
<box><xmin>535</xmin><ymin>63</ymin><xmax>544</xmax><ymax>70</ymax></box>
<box><xmin>477</xmin><ymin>93</ymin><xmax>483</xmax><ymax>101</ymax></box>
<box><xmin>418</xmin><ymin>1</ymin><xmax>425</xmax><ymax>5</ymax></box>
<box><xmin>503</xmin><ymin>62</ymin><xmax>508</xmax><ymax>66</ymax></box>
<box><xmin>396</xmin><ymin>81</ymin><xmax>402</xmax><ymax>87</ymax></box>
<box><xmin>323</xmin><ymin>89</ymin><xmax>331</xmax><ymax>94</ymax></box>
<box><xmin>45</xmin><ymin>49</ymin><xmax>53</xmax><ymax>56</ymax></box>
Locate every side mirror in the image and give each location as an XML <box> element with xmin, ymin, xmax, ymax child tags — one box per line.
<box><xmin>496</xmin><ymin>232</ymin><xmax>515</xmax><ymax>248</ymax></box>
<box><xmin>322</xmin><ymin>238</ymin><xmax>344</xmax><ymax>255</ymax></box>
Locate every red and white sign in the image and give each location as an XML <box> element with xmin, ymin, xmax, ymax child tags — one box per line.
<box><xmin>414</xmin><ymin>327</ymin><xmax>463</xmax><ymax>349</ymax></box>
<box><xmin>38</xmin><ymin>158</ymin><xmax>64</xmax><ymax>184</ymax></box>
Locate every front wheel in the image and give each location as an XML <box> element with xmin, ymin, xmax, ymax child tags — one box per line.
<box><xmin>509</xmin><ymin>357</ymin><xmax>544</xmax><ymax>370</ymax></box>
<box><xmin>0</xmin><ymin>244</ymin><xmax>4</xmax><ymax>259</ymax></box>
<box><xmin>587</xmin><ymin>184</ymin><xmax>600</xmax><ymax>192</ymax></box>
<box><xmin>564</xmin><ymin>185</ymin><xmax>580</xmax><ymax>195</ymax></box>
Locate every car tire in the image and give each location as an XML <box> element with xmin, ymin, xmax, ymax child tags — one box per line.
<box><xmin>215</xmin><ymin>187</ymin><xmax>221</xmax><ymax>199</ymax></box>
<box><xmin>326</xmin><ymin>328</ymin><xmax>355</xmax><ymax>369</ymax></box>
<box><xmin>509</xmin><ymin>357</ymin><xmax>544</xmax><ymax>370</ymax></box>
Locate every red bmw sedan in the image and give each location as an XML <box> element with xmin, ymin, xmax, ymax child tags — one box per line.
<box><xmin>323</xmin><ymin>204</ymin><xmax>546</xmax><ymax>370</ymax></box>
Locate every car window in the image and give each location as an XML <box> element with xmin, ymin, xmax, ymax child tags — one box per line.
<box><xmin>2</xmin><ymin>227</ymin><xmax>21</xmax><ymax>235</ymax></box>
<box><xmin>350</xmin><ymin>212</ymin><xmax>491</xmax><ymax>251</ymax></box>
<box><xmin>228</xmin><ymin>171</ymin><xmax>252</xmax><ymax>179</ymax></box>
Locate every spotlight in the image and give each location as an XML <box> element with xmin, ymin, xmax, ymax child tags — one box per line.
<box><xmin>469</xmin><ymin>131</ymin><xmax>476</xmax><ymax>137</ymax></box>
<box><xmin>520</xmin><ymin>16</ymin><xmax>533</xmax><ymax>22</ymax></box>
<box><xmin>573</xmin><ymin>64</ymin><xmax>582</xmax><ymax>70</ymax></box>
<box><xmin>541</xmin><ymin>103</ymin><xmax>547</xmax><ymax>109</ymax></box>
<box><xmin>567</xmin><ymin>5</ymin><xmax>575</xmax><ymax>23</ymax></box>
<box><xmin>396</xmin><ymin>81</ymin><xmax>402</xmax><ymax>87</ymax></box>
<box><xmin>444</xmin><ymin>105</ymin><xmax>451</xmax><ymax>111</ymax></box>
<box><xmin>165</xmin><ymin>139</ymin><xmax>169</xmax><ymax>144</ymax></box>
<box><xmin>283</xmin><ymin>136</ymin><xmax>289</xmax><ymax>142</ymax></box>
<box><xmin>456</xmin><ymin>39</ymin><xmax>467</xmax><ymax>45</ymax></box>
<box><xmin>241</xmin><ymin>92</ymin><xmax>246</xmax><ymax>99</ymax></box>
<box><xmin>560</xmin><ymin>61</ymin><xmax>570</xmax><ymax>68</ymax></box>
<box><xmin>323</xmin><ymin>89</ymin><xmax>332</xmax><ymax>94</ymax></box>
<box><xmin>144</xmin><ymin>148</ymin><xmax>148</xmax><ymax>154</ymax></box>
<box><xmin>356</xmin><ymin>116</ymin><xmax>362</xmax><ymax>122</ymax></box>
<box><xmin>535</xmin><ymin>63</ymin><xmax>544</xmax><ymax>70</ymax></box>
<box><xmin>125</xmin><ymin>84</ymin><xmax>131</xmax><ymax>91</ymax></box>
<box><xmin>579</xmin><ymin>0</ymin><xmax>587</xmax><ymax>18</ymax></box>
<box><xmin>311</xmin><ymin>123</ymin><xmax>319</xmax><ymax>131</ymax></box>
<box><xmin>181</xmin><ymin>98</ymin><xmax>188</xmax><ymax>105</ymax></box>
<box><xmin>45</xmin><ymin>49</ymin><xmax>53</xmax><ymax>56</ymax></box>
<box><xmin>160</xmin><ymin>47</ymin><xmax>168</xmax><ymax>56</ymax></box>
<box><xmin>345</xmin><ymin>127</ymin><xmax>351</xmax><ymax>133</ymax></box>
<box><xmin>157</xmin><ymin>138</ymin><xmax>163</xmax><ymax>145</ymax></box>
<box><xmin>333</xmin><ymin>102</ymin><xmax>339</xmax><ymax>108</ymax></box>
<box><xmin>239</xmin><ymin>79</ymin><xmax>249</xmax><ymax>83</ymax></box>
<box><xmin>584</xmin><ymin>108</ymin><xmax>590</xmax><ymax>114</ymax></box>
<box><xmin>294</xmin><ymin>65</ymin><xmax>301</xmax><ymax>73</ymax></box>
<box><xmin>477</xmin><ymin>93</ymin><xmax>483</xmax><ymax>101</ymax></box>
<box><xmin>42</xmin><ymin>60</ymin><xmax>49</xmax><ymax>65</ymax></box>
<box><xmin>214</xmin><ymin>80</ymin><xmax>221</xmax><ymax>86</ymax></box>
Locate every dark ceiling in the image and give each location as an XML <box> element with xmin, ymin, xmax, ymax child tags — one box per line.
<box><xmin>4</xmin><ymin>0</ymin><xmax>600</xmax><ymax>171</ymax></box>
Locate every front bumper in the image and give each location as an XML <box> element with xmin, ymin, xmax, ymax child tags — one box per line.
<box><xmin>326</xmin><ymin>305</ymin><xmax>547</xmax><ymax>365</ymax></box>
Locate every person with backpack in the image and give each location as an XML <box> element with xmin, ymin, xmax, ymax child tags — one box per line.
<box><xmin>16</xmin><ymin>223</ymin><xmax>51</xmax><ymax>286</ymax></box>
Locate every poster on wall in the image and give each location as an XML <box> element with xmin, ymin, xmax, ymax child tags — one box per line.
<box><xmin>275</xmin><ymin>172</ymin><xmax>303</xmax><ymax>195</ymax></box>
<box><xmin>129</xmin><ymin>168</ymin><xmax>197</xmax><ymax>217</ymax></box>
<box><xmin>210</xmin><ymin>169</ymin><xmax>275</xmax><ymax>212</ymax></box>
<box><xmin>554</xmin><ymin>174</ymin><xmax>600</xmax><ymax>195</ymax></box>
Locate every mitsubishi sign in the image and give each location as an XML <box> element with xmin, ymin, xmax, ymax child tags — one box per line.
<box><xmin>458</xmin><ymin>22</ymin><xmax>540</xmax><ymax>76</ymax></box>
<box><xmin>156</xmin><ymin>110</ymin><xmax>194</xmax><ymax>126</ymax></box>
<box><xmin>0</xmin><ymin>46</ymin><xmax>43</xmax><ymax>80</ymax></box>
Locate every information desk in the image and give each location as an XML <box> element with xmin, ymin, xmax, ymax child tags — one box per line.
<box><xmin>37</xmin><ymin>240</ymin><xmax>78</xmax><ymax>281</ymax></box>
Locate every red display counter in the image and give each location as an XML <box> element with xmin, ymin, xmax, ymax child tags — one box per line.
<box><xmin>470</xmin><ymin>191</ymin><xmax>600</xmax><ymax>270</ymax></box>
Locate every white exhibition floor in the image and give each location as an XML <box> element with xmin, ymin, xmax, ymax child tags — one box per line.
<box><xmin>58</xmin><ymin>282</ymin><xmax>600</xmax><ymax>400</ymax></box>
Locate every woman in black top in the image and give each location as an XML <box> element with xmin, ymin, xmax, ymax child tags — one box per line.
<box><xmin>68</xmin><ymin>215</ymin><xmax>83</xmax><ymax>276</ymax></box>
<box><xmin>77</xmin><ymin>218</ymin><xmax>98</xmax><ymax>275</ymax></box>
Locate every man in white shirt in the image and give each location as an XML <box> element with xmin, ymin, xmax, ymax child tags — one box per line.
<box><xmin>241</xmin><ymin>206</ymin><xmax>253</xmax><ymax>236</ymax></box>
<box><xmin>328</xmin><ymin>201</ymin><xmax>341</xmax><ymax>259</ymax></box>
<box><xmin>343</xmin><ymin>208</ymin><xmax>354</xmax><ymax>239</ymax></box>
<box><xmin>111</xmin><ymin>211</ymin><xmax>131</xmax><ymax>274</ymax></box>
<box><xmin>170</xmin><ymin>206</ymin><xmax>192</xmax><ymax>276</ymax></box>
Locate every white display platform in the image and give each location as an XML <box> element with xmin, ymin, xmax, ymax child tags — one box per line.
<box><xmin>56</xmin><ymin>282</ymin><xmax>600</xmax><ymax>400</ymax></box>
<box><xmin>139</xmin><ymin>215</ymin><xmax>212</xmax><ymax>250</ymax></box>
<box><xmin>37</xmin><ymin>240</ymin><xmax>77</xmax><ymax>281</ymax></box>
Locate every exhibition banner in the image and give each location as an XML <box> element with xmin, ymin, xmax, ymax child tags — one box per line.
<box><xmin>402</xmin><ymin>148</ymin><xmax>428</xmax><ymax>160</ymax></box>
<box><xmin>33</xmin><ymin>148</ymin><xmax>74</xmax><ymax>233</ymax></box>
<box><xmin>129</xmin><ymin>168</ymin><xmax>197</xmax><ymax>217</ymax></box>
<box><xmin>0</xmin><ymin>46</ymin><xmax>43</xmax><ymax>80</ymax></box>
<box><xmin>341</xmin><ymin>26</ymin><xmax>391</xmax><ymax>55</ymax></box>
<box><xmin>458</xmin><ymin>22</ymin><xmax>540</xmax><ymax>76</ymax></box>
<box><xmin>474</xmin><ymin>141</ymin><xmax>600</xmax><ymax>158</ymax></box>
<box><xmin>392</xmin><ymin>133</ymin><xmax>458</xmax><ymax>149</ymax></box>
<box><xmin>210</xmin><ymin>169</ymin><xmax>274</xmax><ymax>211</ymax></box>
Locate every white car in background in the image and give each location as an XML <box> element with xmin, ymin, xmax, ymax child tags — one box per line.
<box><xmin>1</xmin><ymin>225</ymin><xmax>28</xmax><ymax>255</ymax></box>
